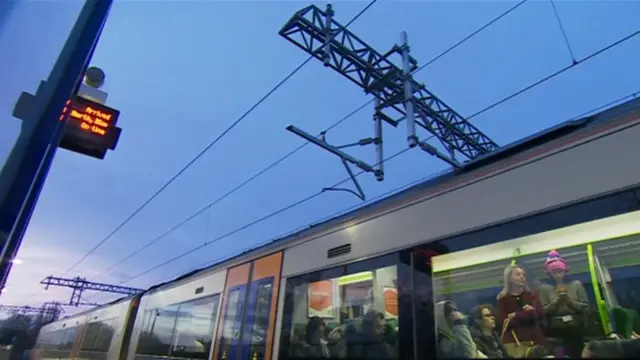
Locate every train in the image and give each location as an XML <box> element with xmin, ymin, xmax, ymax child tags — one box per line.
<box><xmin>31</xmin><ymin>97</ymin><xmax>640</xmax><ymax>360</ymax></box>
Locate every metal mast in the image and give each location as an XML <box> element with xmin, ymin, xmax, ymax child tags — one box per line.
<box><xmin>40</xmin><ymin>276</ymin><xmax>143</xmax><ymax>307</ymax></box>
<box><xmin>279</xmin><ymin>4</ymin><xmax>499</xmax><ymax>199</ymax></box>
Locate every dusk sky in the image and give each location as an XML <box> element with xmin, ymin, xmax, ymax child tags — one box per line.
<box><xmin>1</xmin><ymin>0</ymin><xmax>639</xmax><ymax>315</ymax></box>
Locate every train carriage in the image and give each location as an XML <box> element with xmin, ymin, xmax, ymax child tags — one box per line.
<box><xmin>33</xmin><ymin>296</ymin><xmax>138</xmax><ymax>360</ymax></box>
<box><xmin>33</xmin><ymin>97</ymin><xmax>640</xmax><ymax>359</ymax></box>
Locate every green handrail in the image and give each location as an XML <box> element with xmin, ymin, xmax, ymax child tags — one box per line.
<box><xmin>587</xmin><ymin>244</ymin><xmax>611</xmax><ymax>334</ymax></box>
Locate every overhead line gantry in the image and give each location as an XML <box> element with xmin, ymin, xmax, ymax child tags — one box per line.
<box><xmin>279</xmin><ymin>3</ymin><xmax>499</xmax><ymax>200</ymax></box>
<box><xmin>41</xmin><ymin>276</ymin><xmax>143</xmax><ymax>307</ymax></box>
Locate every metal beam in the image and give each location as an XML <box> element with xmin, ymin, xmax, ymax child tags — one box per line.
<box><xmin>279</xmin><ymin>4</ymin><xmax>499</xmax><ymax>166</ymax></box>
<box><xmin>286</xmin><ymin>124</ymin><xmax>381</xmax><ymax>201</ymax></box>
<box><xmin>41</xmin><ymin>276</ymin><xmax>143</xmax><ymax>307</ymax></box>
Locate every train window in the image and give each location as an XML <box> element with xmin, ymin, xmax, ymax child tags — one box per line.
<box><xmin>36</xmin><ymin>331</ymin><xmax>55</xmax><ymax>350</ymax></box>
<box><xmin>81</xmin><ymin>322</ymin><xmax>101</xmax><ymax>351</ymax></box>
<box><xmin>135</xmin><ymin>305</ymin><xmax>180</xmax><ymax>357</ymax></box>
<box><xmin>49</xmin><ymin>330</ymin><xmax>64</xmax><ymax>350</ymax></box>
<box><xmin>81</xmin><ymin>319</ymin><xmax>115</xmax><ymax>352</ymax></box>
<box><xmin>95</xmin><ymin>319</ymin><xmax>116</xmax><ymax>352</ymax></box>
<box><xmin>429</xmin><ymin>211</ymin><xmax>640</xmax><ymax>359</ymax></box>
<box><xmin>279</xmin><ymin>254</ymin><xmax>400</xmax><ymax>359</ymax></box>
<box><xmin>59</xmin><ymin>327</ymin><xmax>77</xmax><ymax>351</ymax></box>
<box><xmin>170</xmin><ymin>295</ymin><xmax>221</xmax><ymax>359</ymax></box>
<box><xmin>136</xmin><ymin>295</ymin><xmax>221</xmax><ymax>359</ymax></box>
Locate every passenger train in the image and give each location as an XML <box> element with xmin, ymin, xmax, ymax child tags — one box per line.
<box><xmin>32</xmin><ymin>97</ymin><xmax>640</xmax><ymax>360</ymax></box>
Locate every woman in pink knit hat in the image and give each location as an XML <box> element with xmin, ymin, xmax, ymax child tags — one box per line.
<box><xmin>538</xmin><ymin>250</ymin><xmax>590</xmax><ymax>358</ymax></box>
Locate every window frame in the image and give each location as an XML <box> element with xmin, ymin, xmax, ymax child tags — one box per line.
<box><xmin>135</xmin><ymin>293</ymin><xmax>221</xmax><ymax>360</ymax></box>
<box><xmin>278</xmin><ymin>252</ymin><xmax>409</xmax><ymax>360</ymax></box>
<box><xmin>407</xmin><ymin>185</ymin><xmax>640</xmax><ymax>359</ymax></box>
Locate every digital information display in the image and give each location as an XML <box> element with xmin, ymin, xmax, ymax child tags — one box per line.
<box><xmin>58</xmin><ymin>95</ymin><xmax>122</xmax><ymax>159</ymax></box>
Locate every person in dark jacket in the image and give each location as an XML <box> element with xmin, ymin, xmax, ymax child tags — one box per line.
<box><xmin>357</xmin><ymin>310</ymin><xmax>395</xmax><ymax>359</ymax></box>
<box><xmin>295</xmin><ymin>316</ymin><xmax>330</xmax><ymax>358</ymax></box>
<box><xmin>538</xmin><ymin>250</ymin><xmax>589</xmax><ymax>358</ymax></box>
<box><xmin>469</xmin><ymin>304</ymin><xmax>508</xmax><ymax>358</ymax></box>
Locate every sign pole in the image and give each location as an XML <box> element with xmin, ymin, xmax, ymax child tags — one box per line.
<box><xmin>0</xmin><ymin>0</ymin><xmax>114</xmax><ymax>291</ymax></box>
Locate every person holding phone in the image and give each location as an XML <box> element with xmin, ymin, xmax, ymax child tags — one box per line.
<box><xmin>538</xmin><ymin>250</ymin><xmax>589</xmax><ymax>358</ymax></box>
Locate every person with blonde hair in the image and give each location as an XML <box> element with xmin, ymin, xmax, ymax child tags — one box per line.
<box><xmin>497</xmin><ymin>264</ymin><xmax>547</xmax><ymax>357</ymax></box>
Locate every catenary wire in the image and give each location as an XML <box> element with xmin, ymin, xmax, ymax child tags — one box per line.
<box><xmin>466</xmin><ymin>27</ymin><xmax>640</xmax><ymax>121</ymax></box>
<box><xmin>61</xmin><ymin>0</ymin><xmax>379</xmax><ymax>275</ymax></box>
<box><xmin>90</xmin><ymin>101</ymin><xmax>372</xmax><ymax>280</ymax></box>
<box><xmin>87</xmin><ymin>85</ymin><xmax>640</xmax><ymax>306</ymax></box>
<box><xmin>85</xmin><ymin>85</ymin><xmax>640</xmax><ymax>307</ymax></box>
<box><xmin>88</xmin><ymin>0</ymin><xmax>529</xmax><ymax>281</ymax></box>
<box><xmin>105</xmin><ymin>28</ymin><xmax>640</xmax><ymax>290</ymax></box>
<box><xmin>549</xmin><ymin>0</ymin><xmax>577</xmax><ymax>64</ymax></box>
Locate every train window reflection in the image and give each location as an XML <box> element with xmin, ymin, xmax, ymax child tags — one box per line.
<box><xmin>217</xmin><ymin>288</ymin><xmax>243</xmax><ymax>360</ymax></box>
<box><xmin>135</xmin><ymin>295</ymin><xmax>221</xmax><ymax>359</ymax></box>
<box><xmin>170</xmin><ymin>295</ymin><xmax>221</xmax><ymax>359</ymax></box>
<box><xmin>280</xmin><ymin>264</ymin><xmax>399</xmax><ymax>359</ymax></box>
<box><xmin>248</xmin><ymin>281</ymin><xmax>273</xmax><ymax>360</ymax></box>
<box><xmin>430</xmin><ymin>211</ymin><xmax>640</xmax><ymax>359</ymax></box>
<box><xmin>95</xmin><ymin>319</ymin><xmax>115</xmax><ymax>352</ymax></box>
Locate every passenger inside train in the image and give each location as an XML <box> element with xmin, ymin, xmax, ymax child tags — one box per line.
<box><xmin>282</xmin><ymin>264</ymin><xmax>399</xmax><ymax>359</ymax></box>
<box><xmin>431</xmin><ymin>211</ymin><xmax>640</xmax><ymax>359</ymax></box>
<box><xmin>468</xmin><ymin>304</ymin><xmax>508</xmax><ymax>358</ymax></box>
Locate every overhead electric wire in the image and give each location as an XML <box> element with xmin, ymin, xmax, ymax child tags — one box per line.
<box><xmin>549</xmin><ymin>0</ymin><xmax>577</xmax><ymax>64</ymax></box>
<box><xmin>114</xmin><ymin>146</ymin><xmax>414</xmax><ymax>286</ymax></box>
<box><xmin>414</xmin><ymin>0</ymin><xmax>529</xmax><ymax>72</ymax></box>
<box><xmin>90</xmin><ymin>101</ymin><xmax>373</xmax><ymax>280</ymax></box>
<box><xmin>167</xmin><ymin>82</ymin><xmax>638</xmax><ymax>279</ymax></box>
<box><xmin>107</xmin><ymin>28</ymin><xmax>640</xmax><ymax>289</ymax></box>
<box><xmin>466</xmin><ymin>27</ymin><xmax>640</xmax><ymax>121</ymax></box>
<box><xmin>170</xmin><ymin>166</ymin><xmax>454</xmax><ymax>279</ymax></box>
<box><xmin>87</xmin><ymin>0</ymin><xmax>529</xmax><ymax>282</ymax></box>
<box><xmin>61</xmin><ymin>0</ymin><xmax>379</xmax><ymax>275</ymax></box>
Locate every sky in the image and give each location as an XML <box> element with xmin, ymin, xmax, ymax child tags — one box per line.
<box><xmin>0</xmin><ymin>0</ymin><xmax>639</xmax><ymax>316</ymax></box>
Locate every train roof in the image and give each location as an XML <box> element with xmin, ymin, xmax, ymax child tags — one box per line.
<box><xmin>144</xmin><ymin>96</ymin><xmax>640</xmax><ymax>294</ymax></box>
<box><xmin>44</xmin><ymin>295</ymin><xmax>134</xmax><ymax>325</ymax></box>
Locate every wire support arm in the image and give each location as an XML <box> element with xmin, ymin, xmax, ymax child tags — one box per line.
<box><xmin>286</xmin><ymin>125</ymin><xmax>379</xmax><ymax>200</ymax></box>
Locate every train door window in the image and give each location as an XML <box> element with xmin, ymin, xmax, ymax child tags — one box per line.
<box><xmin>135</xmin><ymin>305</ymin><xmax>180</xmax><ymax>357</ymax></box>
<box><xmin>217</xmin><ymin>286</ymin><xmax>246</xmax><ymax>360</ymax></box>
<box><xmin>278</xmin><ymin>253</ymin><xmax>404</xmax><ymax>360</ymax></box>
<box><xmin>170</xmin><ymin>295</ymin><xmax>221</xmax><ymax>359</ymax></box>
<box><xmin>244</xmin><ymin>278</ymin><xmax>274</xmax><ymax>360</ymax></box>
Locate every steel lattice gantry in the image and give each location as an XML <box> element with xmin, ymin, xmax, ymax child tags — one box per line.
<box><xmin>0</xmin><ymin>301</ymin><xmax>65</xmax><ymax>324</ymax></box>
<box><xmin>279</xmin><ymin>4</ymin><xmax>500</xmax><ymax>197</ymax></box>
<box><xmin>40</xmin><ymin>276</ymin><xmax>143</xmax><ymax>307</ymax></box>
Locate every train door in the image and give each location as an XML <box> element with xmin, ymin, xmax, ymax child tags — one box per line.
<box><xmin>212</xmin><ymin>252</ymin><xmax>283</xmax><ymax>360</ymax></box>
<box><xmin>215</xmin><ymin>263</ymin><xmax>250</xmax><ymax>360</ymax></box>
